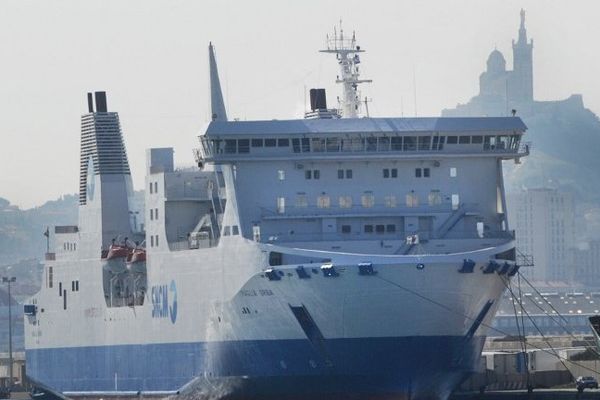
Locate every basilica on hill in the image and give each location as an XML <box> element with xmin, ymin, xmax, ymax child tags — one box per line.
<box><xmin>443</xmin><ymin>9</ymin><xmax>583</xmax><ymax>118</ymax></box>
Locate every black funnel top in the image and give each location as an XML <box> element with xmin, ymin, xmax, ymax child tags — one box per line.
<box><xmin>310</xmin><ymin>88</ymin><xmax>327</xmax><ymax>111</ymax></box>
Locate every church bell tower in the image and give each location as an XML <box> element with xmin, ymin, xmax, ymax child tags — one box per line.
<box><xmin>512</xmin><ymin>9</ymin><xmax>534</xmax><ymax>103</ymax></box>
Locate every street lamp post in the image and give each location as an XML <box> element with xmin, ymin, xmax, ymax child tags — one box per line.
<box><xmin>2</xmin><ymin>276</ymin><xmax>16</xmax><ymax>389</ymax></box>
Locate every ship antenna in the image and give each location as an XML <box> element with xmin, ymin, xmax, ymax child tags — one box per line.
<box><xmin>208</xmin><ymin>42</ymin><xmax>228</xmax><ymax>122</ymax></box>
<box><xmin>320</xmin><ymin>22</ymin><xmax>372</xmax><ymax>118</ymax></box>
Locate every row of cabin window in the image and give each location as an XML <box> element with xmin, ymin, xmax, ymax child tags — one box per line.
<box><xmin>303</xmin><ymin>167</ymin><xmax>451</xmax><ymax>181</ymax></box>
<box><xmin>149</xmin><ymin>181</ymin><xmax>159</xmax><ymax>194</ymax></box>
<box><xmin>150</xmin><ymin>208</ymin><xmax>159</xmax><ymax>220</ymax></box>
<box><xmin>340</xmin><ymin>224</ymin><xmax>397</xmax><ymax>234</ymax></box>
<box><xmin>63</xmin><ymin>242</ymin><xmax>77</xmax><ymax>251</ymax></box>
<box><xmin>276</xmin><ymin>191</ymin><xmax>459</xmax><ymax>212</ymax></box>
<box><xmin>71</xmin><ymin>280</ymin><xmax>80</xmax><ymax>292</ymax></box>
<box><xmin>150</xmin><ymin>235</ymin><xmax>159</xmax><ymax>247</ymax></box>
<box><xmin>211</xmin><ymin>135</ymin><xmax>520</xmax><ymax>154</ymax></box>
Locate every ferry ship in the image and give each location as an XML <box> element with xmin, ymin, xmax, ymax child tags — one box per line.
<box><xmin>24</xmin><ymin>28</ymin><xmax>529</xmax><ymax>400</ymax></box>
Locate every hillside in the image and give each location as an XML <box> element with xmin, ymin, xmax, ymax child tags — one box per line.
<box><xmin>0</xmin><ymin>194</ymin><xmax>78</xmax><ymax>265</ymax></box>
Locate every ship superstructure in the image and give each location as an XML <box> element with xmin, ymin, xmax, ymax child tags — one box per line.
<box><xmin>25</xmin><ymin>30</ymin><xmax>529</xmax><ymax>400</ymax></box>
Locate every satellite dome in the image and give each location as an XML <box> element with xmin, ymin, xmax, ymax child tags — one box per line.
<box><xmin>486</xmin><ymin>49</ymin><xmax>506</xmax><ymax>73</ymax></box>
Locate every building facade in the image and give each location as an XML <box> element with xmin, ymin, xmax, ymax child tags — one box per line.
<box><xmin>507</xmin><ymin>188</ymin><xmax>575</xmax><ymax>283</ymax></box>
<box><xmin>573</xmin><ymin>240</ymin><xmax>600</xmax><ymax>286</ymax></box>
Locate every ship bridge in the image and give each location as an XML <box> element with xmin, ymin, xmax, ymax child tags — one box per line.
<box><xmin>197</xmin><ymin>116</ymin><xmax>529</xmax><ymax>163</ymax></box>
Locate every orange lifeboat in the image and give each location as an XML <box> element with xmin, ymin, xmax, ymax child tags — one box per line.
<box><xmin>127</xmin><ymin>248</ymin><xmax>147</xmax><ymax>274</ymax></box>
<box><xmin>106</xmin><ymin>244</ymin><xmax>129</xmax><ymax>260</ymax></box>
<box><xmin>129</xmin><ymin>248</ymin><xmax>146</xmax><ymax>263</ymax></box>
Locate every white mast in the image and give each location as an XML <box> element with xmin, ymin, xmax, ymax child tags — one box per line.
<box><xmin>320</xmin><ymin>23</ymin><xmax>372</xmax><ymax>118</ymax></box>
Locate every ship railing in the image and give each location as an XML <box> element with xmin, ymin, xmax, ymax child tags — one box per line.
<box><xmin>168</xmin><ymin>238</ymin><xmax>217</xmax><ymax>252</ymax></box>
<box><xmin>260</xmin><ymin>203</ymin><xmax>458</xmax><ymax>219</ymax></box>
<box><xmin>261</xmin><ymin>228</ymin><xmax>515</xmax><ymax>244</ymax></box>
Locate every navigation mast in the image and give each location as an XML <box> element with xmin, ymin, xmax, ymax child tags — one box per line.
<box><xmin>320</xmin><ymin>23</ymin><xmax>372</xmax><ymax>118</ymax></box>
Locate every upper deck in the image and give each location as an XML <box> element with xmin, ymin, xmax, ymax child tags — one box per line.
<box><xmin>197</xmin><ymin>116</ymin><xmax>529</xmax><ymax>163</ymax></box>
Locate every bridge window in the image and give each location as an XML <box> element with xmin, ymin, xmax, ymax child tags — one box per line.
<box><xmin>311</xmin><ymin>138</ymin><xmax>325</xmax><ymax>152</ymax></box>
<box><xmin>232</xmin><ymin>226</ymin><xmax>240</xmax><ymax>235</ymax></box>
<box><xmin>251</xmin><ymin>139</ymin><xmax>264</xmax><ymax>147</ymax></box>
<box><xmin>345</xmin><ymin>169</ymin><xmax>353</xmax><ymax>179</ymax></box>
<box><xmin>404</xmin><ymin>136</ymin><xmax>417</xmax><ymax>151</ymax></box>
<box><xmin>386</xmin><ymin>224</ymin><xmax>396</xmax><ymax>233</ymax></box>
<box><xmin>415</xmin><ymin>168</ymin><xmax>422</xmax><ymax>178</ymax></box>
<box><xmin>364</xmin><ymin>225</ymin><xmax>374</xmax><ymax>233</ymax></box>
<box><xmin>326</xmin><ymin>138</ymin><xmax>340</xmax><ymax>152</ymax></box>
<box><xmin>447</xmin><ymin>136</ymin><xmax>458</xmax><ymax>144</ymax></box>
<box><xmin>338</xmin><ymin>169</ymin><xmax>344</xmax><ymax>179</ymax></box>
<box><xmin>238</xmin><ymin>139</ymin><xmax>250</xmax><ymax>153</ymax></box>
<box><xmin>418</xmin><ymin>136</ymin><xmax>431</xmax><ymax>150</ymax></box>
<box><xmin>378</xmin><ymin>137</ymin><xmax>390</xmax><ymax>151</ymax></box>
<box><xmin>472</xmin><ymin>135</ymin><xmax>483</xmax><ymax>144</ymax></box>
<box><xmin>292</xmin><ymin>138</ymin><xmax>300</xmax><ymax>152</ymax></box>
<box><xmin>224</xmin><ymin>140</ymin><xmax>237</xmax><ymax>153</ymax></box>
<box><xmin>366</xmin><ymin>137</ymin><xmax>377</xmax><ymax>151</ymax></box>
<box><xmin>383</xmin><ymin>168</ymin><xmax>389</xmax><ymax>178</ymax></box>
<box><xmin>459</xmin><ymin>136</ymin><xmax>471</xmax><ymax>144</ymax></box>
<box><xmin>375</xmin><ymin>225</ymin><xmax>385</xmax><ymax>234</ymax></box>
<box><xmin>391</xmin><ymin>137</ymin><xmax>402</xmax><ymax>150</ymax></box>
<box><xmin>301</xmin><ymin>138</ymin><xmax>310</xmax><ymax>152</ymax></box>
<box><xmin>341</xmin><ymin>225</ymin><xmax>351</xmax><ymax>234</ymax></box>
<box><xmin>278</xmin><ymin>139</ymin><xmax>289</xmax><ymax>147</ymax></box>
<box><xmin>265</xmin><ymin>139</ymin><xmax>276</xmax><ymax>147</ymax></box>
<box><xmin>223</xmin><ymin>226</ymin><xmax>231</xmax><ymax>236</ymax></box>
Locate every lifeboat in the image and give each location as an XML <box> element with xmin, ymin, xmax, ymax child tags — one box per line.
<box><xmin>127</xmin><ymin>248</ymin><xmax>147</xmax><ymax>274</ymax></box>
<box><xmin>103</xmin><ymin>243</ymin><xmax>129</xmax><ymax>274</ymax></box>
<box><xmin>106</xmin><ymin>244</ymin><xmax>129</xmax><ymax>260</ymax></box>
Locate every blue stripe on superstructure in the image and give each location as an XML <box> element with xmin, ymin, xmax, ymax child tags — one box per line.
<box><xmin>27</xmin><ymin>336</ymin><xmax>485</xmax><ymax>397</ymax></box>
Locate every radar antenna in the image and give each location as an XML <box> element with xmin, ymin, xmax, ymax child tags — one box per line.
<box><xmin>320</xmin><ymin>22</ymin><xmax>372</xmax><ymax>118</ymax></box>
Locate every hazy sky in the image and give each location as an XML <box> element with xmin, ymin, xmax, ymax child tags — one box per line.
<box><xmin>1</xmin><ymin>0</ymin><xmax>599</xmax><ymax>208</ymax></box>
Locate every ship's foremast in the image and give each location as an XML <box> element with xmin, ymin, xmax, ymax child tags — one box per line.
<box><xmin>320</xmin><ymin>24</ymin><xmax>372</xmax><ymax>118</ymax></box>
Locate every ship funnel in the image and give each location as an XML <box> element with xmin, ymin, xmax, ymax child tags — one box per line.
<box><xmin>309</xmin><ymin>88</ymin><xmax>327</xmax><ymax>111</ymax></box>
<box><xmin>208</xmin><ymin>42</ymin><xmax>228</xmax><ymax>122</ymax></box>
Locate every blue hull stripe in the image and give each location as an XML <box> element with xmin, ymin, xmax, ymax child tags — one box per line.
<box><xmin>27</xmin><ymin>336</ymin><xmax>485</xmax><ymax>397</ymax></box>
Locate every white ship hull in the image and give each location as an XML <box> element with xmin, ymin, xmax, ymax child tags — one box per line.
<box><xmin>26</xmin><ymin>238</ymin><xmax>514</xmax><ymax>400</ymax></box>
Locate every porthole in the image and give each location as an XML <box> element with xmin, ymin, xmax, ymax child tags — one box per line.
<box><xmin>416</xmin><ymin>263</ymin><xmax>425</xmax><ymax>270</ymax></box>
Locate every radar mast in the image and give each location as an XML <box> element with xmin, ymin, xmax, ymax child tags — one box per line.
<box><xmin>320</xmin><ymin>23</ymin><xmax>372</xmax><ymax>118</ymax></box>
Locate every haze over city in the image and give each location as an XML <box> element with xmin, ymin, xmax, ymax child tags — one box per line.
<box><xmin>1</xmin><ymin>0</ymin><xmax>600</xmax><ymax>208</ymax></box>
